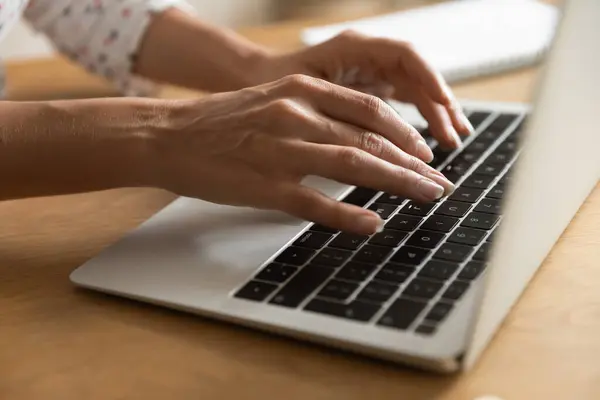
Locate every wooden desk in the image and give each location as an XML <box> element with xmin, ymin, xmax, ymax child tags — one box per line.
<box><xmin>1</xmin><ymin>8</ymin><xmax>599</xmax><ymax>400</ymax></box>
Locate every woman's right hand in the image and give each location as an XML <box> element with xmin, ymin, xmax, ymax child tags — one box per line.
<box><xmin>149</xmin><ymin>74</ymin><xmax>455</xmax><ymax>235</ymax></box>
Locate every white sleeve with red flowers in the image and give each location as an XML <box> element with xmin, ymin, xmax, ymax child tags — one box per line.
<box><xmin>23</xmin><ymin>0</ymin><xmax>195</xmax><ymax>96</ymax></box>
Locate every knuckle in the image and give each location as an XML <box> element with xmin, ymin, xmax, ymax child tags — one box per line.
<box><xmin>268</xmin><ymin>98</ymin><xmax>302</xmax><ymax>118</ymax></box>
<box><xmin>400</xmin><ymin>40</ymin><xmax>417</xmax><ymax>53</ymax></box>
<box><xmin>338</xmin><ymin>29</ymin><xmax>365</xmax><ymax>41</ymax></box>
<box><xmin>362</xmin><ymin>95</ymin><xmax>387</xmax><ymax>118</ymax></box>
<box><xmin>394</xmin><ymin>165</ymin><xmax>408</xmax><ymax>183</ymax></box>
<box><xmin>280</xmin><ymin>73</ymin><xmax>316</xmax><ymax>92</ymax></box>
<box><xmin>339</xmin><ymin>147</ymin><xmax>366</xmax><ymax>169</ymax></box>
<box><xmin>406</xmin><ymin>154</ymin><xmax>426</xmax><ymax>174</ymax></box>
<box><xmin>408</xmin><ymin>128</ymin><xmax>421</xmax><ymax>144</ymax></box>
<box><xmin>357</xmin><ymin>131</ymin><xmax>387</xmax><ymax>158</ymax></box>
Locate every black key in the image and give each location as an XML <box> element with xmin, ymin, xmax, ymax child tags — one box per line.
<box><xmin>275</xmin><ymin>246</ymin><xmax>315</xmax><ymax>266</ymax></box>
<box><xmin>391</xmin><ymin>246</ymin><xmax>431</xmax><ymax>265</ymax></box>
<box><xmin>486</xmin><ymin>151</ymin><xmax>512</xmax><ymax>165</ymax></box>
<box><xmin>485</xmin><ymin>113</ymin><xmax>518</xmax><ymax>134</ymax></box>
<box><xmin>477</xmin><ymin>128</ymin><xmax>502</xmax><ymax>142</ymax></box>
<box><xmin>455</xmin><ymin>151</ymin><xmax>483</xmax><ymax>165</ymax></box>
<box><xmin>419</xmin><ymin>260</ymin><xmax>459</xmax><ymax>281</ymax></box>
<box><xmin>234</xmin><ymin>280</ymin><xmax>278</xmax><ymax>301</ymax></box>
<box><xmin>387</xmin><ymin>214</ymin><xmax>423</xmax><ymax>231</ymax></box>
<box><xmin>425</xmin><ymin>302</ymin><xmax>454</xmax><ymax>323</ymax></box>
<box><xmin>433</xmin><ymin>243</ymin><xmax>473</xmax><ymax>263</ymax></box>
<box><xmin>442</xmin><ymin>160</ymin><xmax>470</xmax><ymax>177</ymax></box>
<box><xmin>486</xmin><ymin>183</ymin><xmax>505</xmax><ymax>199</ymax></box>
<box><xmin>443</xmin><ymin>171</ymin><xmax>462</xmax><ymax>184</ymax></box>
<box><xmin>312</xmin><ymin>248</ymin><xmax>352</xmax><ymax>267</ymax></box>
<box><xmin>404</xmin><ymin>278</ymin><xmax>444</xmax><ymax>299</ymax></box>
<box><xmin>461</xmin><ymin>174</ymin><xmax>495</xmax><ymax>189</ymax></box>
<box><xmin>448</xmin><ymin>227</ymin><xmax>486</xmax><ymax>246</ymax></box>
<box><xmin>430</xmin><ymin>146</ymin><xmax>455</xmax><ymax>168</ymax></box>
<box><xmin>435</xmin><ymin>200</ymin><xmax>471</xmax><ymax>217</ymax></box>
<box><xmin>368</xmin><ymin>203</ymin><xmax>397</xmax><ymax>220</ymax></box>
<box><xmin>255</xmin><ymin>263</ymin><xmax>298</xmax><ymax>283</ymax></box>
<box><xmin>498</xmin><ymin>138</ymin><xmax>518</xmax><ymax>154</ymax></box>
<box><xmin>467</xmin><ymin>111</ymin><xmax>491</xmax><ymax>128</ymax></box>
<box><xmin>353</xmin><ymin>245</ymin><xmax>392</xmax><ymax>264</ymax></box>
<box><xmin>415</xmin><ymin>324</ymin><xmax>437</xmax><ymax>335</ymax></box>
<box><xmin>449</xmin><ymin>187</ymin><xmax>484</xmax><ymax>203</ymax></box>
<box><xmin>369</xmin><ymin>229</ymin><xmax>408</xmax><ymax>247</ymax></box>
<box><xmin>467</xmin><ymin>138</ymin><xmax>493</xmax><ymax>153</ymax></box>
<box><xmin>474</xmin><ymin>198</ymin><xmax>502</xmax><ymax>214</ymax></box>
<box><xmin>377</xmin><ymin>297</ymin><xmax>428</xmax><ymax>330</ymax></box>
<box><xmin>357</xmin><ymin>281</ymin><xmax>398</xmax><ymax>303</ymax></box>
<box><xmin>336</xmin><ymin>262</ymin><xmax>377</xmax><ymax>282</ymax></box>
<box><xmin>442</xmin><ymin>281</ymin><xmax>470</xmax><ymax>301</ymax></box>
<box><xmin>304</xmin><ymin>299</ymin><xmax>380</xmax><ymax>322</ymax></box>
<box><xmin>475</xmin><ymin>162</ymin><xmax>505</xmax><ymax>177</ymax></box>
<box><xmin>498</xmin><ymin>172</ymin><xmax>511</xmax><ymax>185</ymax></box>
<box><xmin>317</xmin><ymin>279</ymin><xmax>359</xmax><ymax>301</ymax></box>
<box><xmin>376</xmin><ymin>193</ymin><xmax>406</xmax><ymax>205</ymax></box>
<box><xmin>461</xmin><ymin>212</ymin><xmax>500</xmax><ymax>230</ymax></box>
<box><xmin>375</xmin><ymin>263</ymin><xmax>415</xmax><ymax>284</ymax></box>
<box><xmin>406</xmin><ymin>230</ymin><xmax>446</xmax><ymax>249</ymax></box>
<box><xmin>474</xmin><ymin>242</ymin><xmax>492</xmax><ymax>261</ymax></box>
<box><xmin>458</xmin><ymin>261</ymin><xmax>486</xmax><ymax>280</ymax></box>
<box><xmin>328</xmin><ymin>233</ymin><xmax>367</xmax><ymax>251</ymax></box>
<box><xmin>311</xmin><ymin>224</ymin><xmax>338</xmax><ymax>234</ymax></box>
<box><xmin>421</xmin><ymin>215</ymin><xmax>459</xmax><ymax>233</ymax></box>
<box><xmin>401</xmin><ymin>201</ymin><xmax>436</xmax><ymax>217</ymax></box>
<box><xmin>294</xmin><ymin>231</ymin><xmax>332</xmax><ymax>249</ymax></box>
<box><xmin>269</xmin><ymin>265</ymin><xmax>335</xmax><ymax>307</ymax></box>
<box><xmin>341</xmin><ymin>187</ymin><xmax>378</xmax><ymax>207</ymax></box>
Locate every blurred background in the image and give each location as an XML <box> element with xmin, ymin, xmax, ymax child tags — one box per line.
<box><xmin>0</xmin><ymin>0</ymin><xmax>436</xmax><ymax>60</ymax></box>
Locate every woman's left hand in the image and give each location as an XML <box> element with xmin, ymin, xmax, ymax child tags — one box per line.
<box><xmin>255</xmin><ymin>30</ymin><xmax>474</xmax><ymax>149</ymax></box>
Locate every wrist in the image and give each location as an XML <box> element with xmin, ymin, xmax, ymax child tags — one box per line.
<box><xmin>45</xmin><ymin>98</ymin><xmax>175</xmax><ymax>193</ymax></box>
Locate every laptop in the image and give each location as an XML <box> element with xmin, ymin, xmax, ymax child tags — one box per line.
<box><xmin>70</xmin><ymin>0</ymin><xmax>599</xmax><ymax>373</ymax></box>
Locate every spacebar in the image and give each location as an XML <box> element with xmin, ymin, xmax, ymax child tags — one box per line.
<box><xmin>268</xmin><ymin>265</ymin><xmax>335</xmax><ymax>308</ymax></box>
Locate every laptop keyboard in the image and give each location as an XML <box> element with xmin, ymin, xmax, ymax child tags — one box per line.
<box><xmin>233</xmin><ymin>109</ymin><xmax>525</xmax><ymax>336</ymax></box>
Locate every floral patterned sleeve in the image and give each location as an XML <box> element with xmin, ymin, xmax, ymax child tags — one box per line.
<box><xmin>23</xmin><ymin>0</ymin><xmax>195</xmax><ymax>96</ymax></box>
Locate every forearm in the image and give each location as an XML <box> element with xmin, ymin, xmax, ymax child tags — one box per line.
<box><xmin>135</xmin><ymin>8</ymin><xmax>273</xmax><ymax>92</ymax></box>
<box><xmin>0</xmin><ymin>98</ymin><xmax>168</xmax><ymax>200</ymax></box>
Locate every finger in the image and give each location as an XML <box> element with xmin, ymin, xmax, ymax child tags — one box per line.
<box><xmin>300</xmin><ymin>116</ymin><xmax>454</xmax><ymax>192</ymax></box>
<box><xmin>347</xmin><ymin>82</ymin><xmax>395</xmax><ymax>99</ymax></box>
<box><xmin>370</xmin><ymin>38</ymin><xmax>474</xmax><ymax>136</ymax></box>
<box><xmin>275</xmin><ymin>74</ymin><xmax>433</xmax><ymax>163</ymax></box>
<box><xmin>445</xmin><ymin>100</ymin><xmax>475</xmax><ymax>137</ymax></box>
<box><xmin>271</xmin><ymin>182</ymin><xmax>384</xmax><ymax>235</ymax></box>
<box><xmin>284</xmin><ymin>142</ymin><xmax>452</xmax><ymax>202</ymax></box>
<box><xmin>411</xmin><ymin>90</ymin><xmax>462</xmax><ymax>149</ymax></box>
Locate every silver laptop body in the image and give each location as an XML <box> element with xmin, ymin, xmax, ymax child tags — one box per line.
<box><xmin>70</xmin><ymin>0</ymin><xmax>599</xmax><ymax>373</ymax></box>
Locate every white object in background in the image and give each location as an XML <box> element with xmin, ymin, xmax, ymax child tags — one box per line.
<box><xmin>301</xmin><ymin>0</ymin><xmax>560</xmax><ymax>82</ymax></box>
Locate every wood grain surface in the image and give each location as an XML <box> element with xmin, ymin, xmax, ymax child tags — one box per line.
<box><xmin>2</xmin><ymin>1</ymin><xmax>599</xmax><ymax>399</ymax></box>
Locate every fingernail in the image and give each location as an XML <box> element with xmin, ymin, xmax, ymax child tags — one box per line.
<box><xmin>449</xmin><ymin>127</ymin><xmax>462</xmax><ymax>148</ymax></box>
<box><xmin>461</xmin><ymin>113</ymin><xmax>475</xmax><ymax>134</ymax></box>
<box><xmin>357</xmin><ymin>213</ymin><xmax>383</xmax><ymax>234</ymax></box>
<box><xmin>375</xmin><ymin>217</ymin><xmax>385</xmax><ymax>233</ymax></box>
<box><xmin>417</xmin><ymin>140</ymin><xmax>434</xmax><ymax>163</ymax></box>
<box><xmin>419</xmin><ymin>178</ymin><xmax>445</xmax><ymax>200</ymax></box>
<box><xmin>426</xmin><ymin>171</ymin><xmax>456</xmax><ymax>196</ymax></box>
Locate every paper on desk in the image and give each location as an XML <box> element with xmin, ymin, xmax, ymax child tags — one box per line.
<box><xmin>301</xmin><ymin>0</ymin><xmax>560</xmax><ymax>82</ymax></box>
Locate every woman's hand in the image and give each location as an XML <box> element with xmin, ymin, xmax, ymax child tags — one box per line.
<box><xmin>150</xmin><ymin>74</ymin><xmax>455</xmax><ymax>235</ymax></box>
<box><xmin>253</xmin><ymin>31</ymin><xmax>474</xmax><ymax>149</ymax></box>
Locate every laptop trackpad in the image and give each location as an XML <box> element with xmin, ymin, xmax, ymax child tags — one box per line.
<box><xmin>69</xmin><ymin>177</ymin><xmax>352</xmax><ymax>294</ymax></box>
